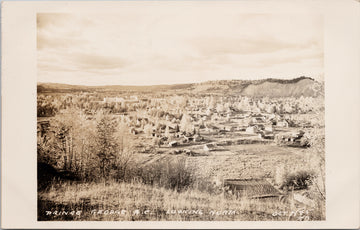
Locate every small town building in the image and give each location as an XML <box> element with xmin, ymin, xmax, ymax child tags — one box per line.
<box><xmin>168</xmin><ymin>141</ymin><xmax>178</xmax><ymax>147</ymax></box>
<box><xmin>264</xmin><ymin>125</ymin><xmax>273</xmax><ymax>132</ymax></box>
<box><xmin>224</xmin><ymin>178</ymin><xmax>282</xmax><ymax>199</ymax></box>
<box><xmin>246</xmin><ymin>126</ymin><xmax>258</xmax><ymax>134</ymax></box>
<box><xmin>193</xmin><ymin>134</ymin><xmax>203</xmax><ymax>142</ymax></box>
<box><xmin>203</xmin><ymin>143</ymin><xmax>216</xmax><ymax>152</ymax></box>
<box><xmin>276</xmin><ymin>120</ymin><xmax>289</xmax><ymax>127</ymax></box>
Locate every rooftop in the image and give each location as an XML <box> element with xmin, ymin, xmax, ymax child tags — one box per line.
<box><xmin>224</xmin><ymin>178</ymin><xmax>282</xmax><ymax>199</ymax></box>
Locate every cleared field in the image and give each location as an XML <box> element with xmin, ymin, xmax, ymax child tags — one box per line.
<box><xmin>137</xmin><ymin>142</ymin><xmax>309</xmax><ymax>185</ymax></box>
<box><xmin>186</xmin><ymin>144</ymin><xmax>308</xmax><ymax>181</ymax></box>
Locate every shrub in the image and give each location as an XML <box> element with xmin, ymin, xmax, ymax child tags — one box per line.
<box><xmin>280</xmin><ymin>170</ymin><xmax>315</xmax><ymax>191</ymax></box>
<box><xmin>37</xmin><ymin>162</ymin><xmax>79</xmax><ymax>191</ymax></box>
<box><xmin>129</xmin><ymin>157</ymin><xmax>195</xmax><ymax>192</ymax></box>
<box><xmin>164</xmin><ymin>158</ymin><xmax>194</xmax><ymax>191</ymax></box>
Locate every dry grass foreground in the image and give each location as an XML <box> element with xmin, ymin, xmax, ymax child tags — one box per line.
<box><xmin>38</xmin><ymin>181</ymin><xmax>322</xmax><ymax>221</ymax></box>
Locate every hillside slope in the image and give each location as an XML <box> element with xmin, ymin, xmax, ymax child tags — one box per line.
<box><xmin>192</xmin><ymin>77</ymin><xmax>323</xmax><ymax>98</ymax></box>
<box><xmin>38</xmin><ymin>76</ymin><xmax>323</xmax><ymax>98</ymax></box>
<box><xmin>239</xmin><ymin>78</ymin><xmax>322</xmax><ymax>97</ymax></box>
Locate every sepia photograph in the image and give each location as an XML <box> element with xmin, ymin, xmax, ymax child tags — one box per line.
<box><xmin>2</xmin><ymin>0</ymin><xmax>360</xmax><ymax>228</ymax></box>
<box><xmin>36</xmin><ymin>10</ymin><xmax>326</xmax><ymax>221</ymax></box>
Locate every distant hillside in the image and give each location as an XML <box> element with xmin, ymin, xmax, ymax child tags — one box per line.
<box><xmin>37</xmin><ymin>83</ymin><xmax>193</xmax><ymax>93</ymax></box>
<box><xmin>192</xmin><ymin>76</ymin><xmax>323</xmax><ymax>98</ymax></box>
<box><xmin>240</xmin><ymin>78</ymin><xmax>321</xmax><ymax>97</ymax></box>
<box><xmin>38</xmin><ymin>76</ymin><xmax>323</xmax><ymax>98</ymax></box>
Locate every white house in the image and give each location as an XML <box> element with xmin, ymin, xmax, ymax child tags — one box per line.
<box><xmin>264</xmin><ymin>125</ymin><xmax>274</xmax><ymax>132</ymax></box>
<box><xmin>246</xmin><ymin>126</ymin><xmax>258</xmax><ymax>134</ymax></box>
<box><xmin>277</xmin><ymin>120</ymin><xmax>289</xmax><ymax>128</ymax></box>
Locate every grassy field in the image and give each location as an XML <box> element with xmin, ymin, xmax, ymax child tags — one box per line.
<box><xmin>38</xmin><ymin>142</ymin><xmax>324</xmax><ymax>221</ymax></box>
<box><xmin>136</xmin><ymin>143</ymin><xmax>312</xmax><ymax>184</ymax></box>
<box><xmin>38</xmin><ymin>180</ymin><xmax>321</xmax><ymax>221</ymax></box>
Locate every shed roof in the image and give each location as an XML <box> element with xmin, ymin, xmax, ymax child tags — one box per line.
<box><xmin>224</xmin><ymin>178</ymin><xmax>282</xmax><ymax>199</ymax></box>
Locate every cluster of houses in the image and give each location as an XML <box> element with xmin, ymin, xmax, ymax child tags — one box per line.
<box><xmin>84</xmin><ymin>94</ymin><xmax>315</xmax><ymax>141</ymax></box>
<box><xmin>118</xmin><ymin>97</ymin><xmax>311</xmax><ymax>151</ymax></box>
<box><xmin>41</xmin><ymin>93</ymin><xmax>313</xmax><ymax>143</ymax></box>
<box><xmin>37</xmin><ymin>93</ymin><xmax>315</xmax><ymax>157</ymax></box>
<box><xmin>103</xmin><ymin>96</ymin><xmax>139</xmax><ymax>104</ymax></box>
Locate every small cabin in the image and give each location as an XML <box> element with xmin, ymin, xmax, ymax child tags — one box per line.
<box><xmin>168</xmin><ymin>141</ymin><xmax>178</xmax><ymax>147</ymax></box>
<box><xmin>264</xmin><ymin>125</ymin><xmax>273</xmax><ymax>132</ymax></box>
<box><xmin>246</xmin><ymin>126</ymin><xmax>258</xmax><ymax>134</ymax></box>
<box><xmin>276</xmin><ymin>120</ymin><xmax>289</xmax><ymax>128</ymax></box>
<box><xmin>203</xmin><ymin>143</ymin><xmax>216</xmax><ymax>152</ymax></box>
<box><xmin>224</xmin><ymin>178</ymin><xmax>282</xmax><ymax>199</ymax></box>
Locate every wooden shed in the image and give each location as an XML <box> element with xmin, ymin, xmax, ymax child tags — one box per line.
<box><xmin>224</xmin><ymin>178</ymin><xmax>282</xmax><ymax>199</ymax></box>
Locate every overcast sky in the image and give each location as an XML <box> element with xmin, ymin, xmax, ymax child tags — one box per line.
<box><xmin>37</xmin><ymin>11</ymin><xmax>323</xmax><ymax>86</ymax></box>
